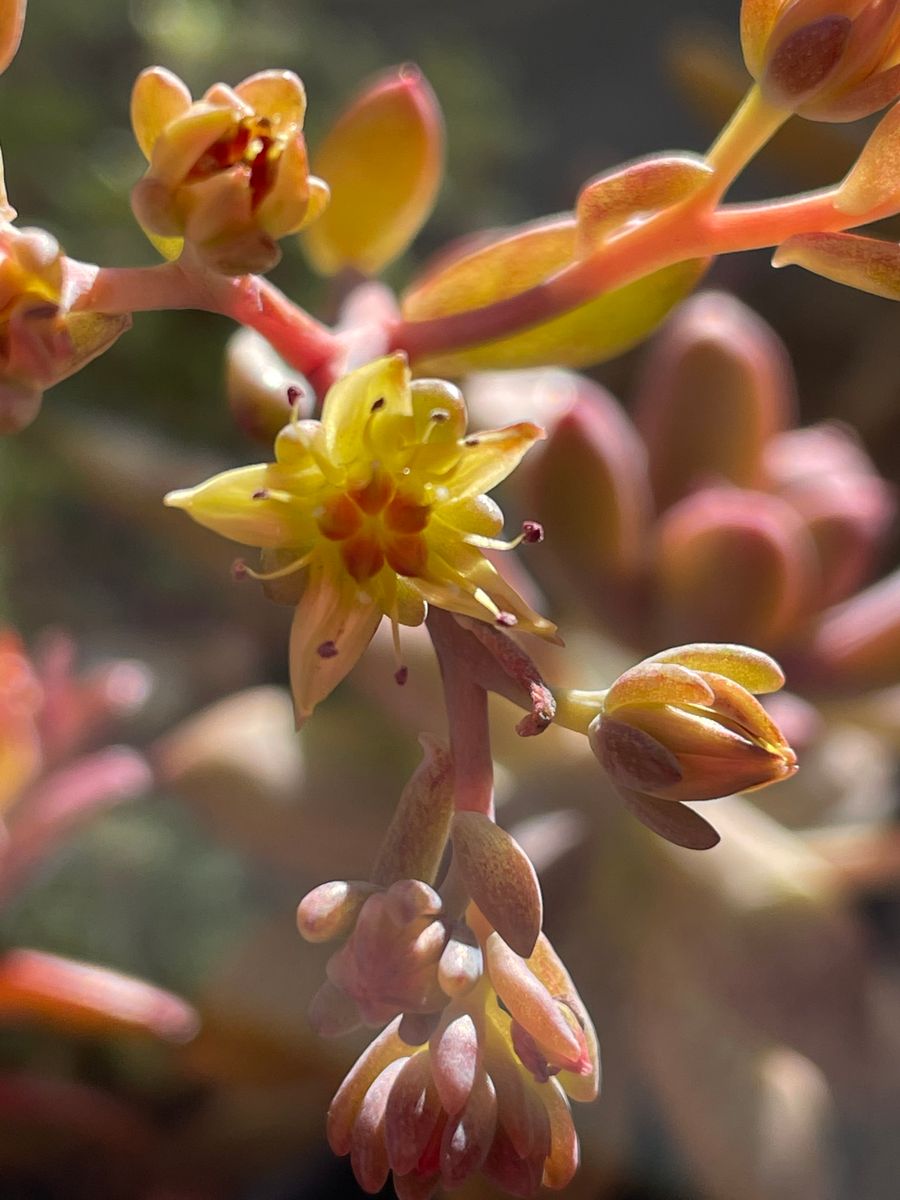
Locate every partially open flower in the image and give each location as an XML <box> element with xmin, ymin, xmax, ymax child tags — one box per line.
<box><xmin>589</xmin><ymin>644</ymin><xmax>796</xmax><ymax>802</ymax></box>
<box><xmin>554</xmin><ymin>644</ymin><xmax>797</xmax><ymax>848</ymax></box>
<box><xmin>165</xmin><ymin>354</ymin><xmax>557</xmax><ymax>725</ymax></box>
<box><xmin>742</xmin><ymin>0</ymin><xmax>900</xmax><ymax>121</ymax></box>
<box><xmin>130</xmin><ymin>67</ymin><xmax>328</xmax><ymax>274</ymax></box>
<box><xmin>0</xmin><ymin>226</ymin><xmax>130</xmax><ymax>433</ymax></box>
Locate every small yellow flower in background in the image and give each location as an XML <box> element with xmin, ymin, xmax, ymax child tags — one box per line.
<box><xmin>165</xmin><ymin>354</ymin><xmax>557</xmax><ymax>724</ymax></box>
<box><xmin>130</xmin><ymin>67</ymin><xmax>329</xmax><ymax>274</ymax></box>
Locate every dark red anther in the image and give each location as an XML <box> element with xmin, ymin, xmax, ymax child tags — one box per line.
<box><xmin>496</xmin><ymin>612</ymin><xmax>518</xmax><ymax>628</ymax></box>
<box><xmin>521</xmin><ymin>520</ymin><xmax>544</xmax><ymax>544</ymax></box>
<box><xmin>251</xmin><ymin>489</ymin><xmax>269</xmax><ymax>500</ymax></box>
<box><xmin>394</xmin><ymin>665</ymin><xmax>409</xmax><ymax>686</ymax></box>
<box><xmin>231</xmin><ymin>559</ymin><xmax>249</xmax><ymax>581</ymax></box>
<box><xmin>317</xmin><ymin>640</ymin><xmax>339</xmax><ymax>658</ymax></box>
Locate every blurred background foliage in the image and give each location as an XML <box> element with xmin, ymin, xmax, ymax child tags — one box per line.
<box><xmin>0</xmin><ymin>1</ymin><xmax>899</xmax><ymax>1197</ymax></box>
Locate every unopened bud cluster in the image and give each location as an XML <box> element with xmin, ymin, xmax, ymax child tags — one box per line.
<box><xmin>296</xmin><ymin>742</ymin><xmax>598</xmax><ymax>1198</ymax></box>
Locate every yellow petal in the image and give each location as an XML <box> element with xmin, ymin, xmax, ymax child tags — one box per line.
<box><xmin>255</xmin><ymin>136</ymin><xmax>312</xmax><ymax>239</ymax></box>
<box><xmin>302</xmin><ymin>64</ymin><xmax>444</xmax><ymax>275</ymax></box>
<box><xmin>130</xmin><ymin>66</ymin><xmax>193</xmax><ymax>161</ymax></box>
<box><xmin>147</xmin><ymin>232</ymin><xmax>184</xmax><ymax>261</ymax></box>
<box><xmin>526</xmin><ymin>934</ymin><xmax>600</xmax><ymax>1102</ymax></box>
<box><xmin>320</xmin><ymin>352</ymin><xmax>411</xmax><ymax>466</ymax></box>
<box><xmin>288</xmin><ymin>558</ymin><xmax>382</xmax><ymax>726</ymax></box>
<box><xmin>420</xmin><ymin>541</ymin><xmax>558</xmax><ymax>640</ymax></box>
<box><xmin>646</xmin><ymin>643</ymin><xmax>785</xmax><ymax>693</ymax></box>
<box><xmin>234</xmin><ymin>69</ymin><xmax>307</xmax><ymax>132</ymax></box>
<box><xmin>149</xmin><ymin>104</ymin><xmax>235</xmax><ymax>188</ymax></box>
<box><xmin>163</xmin><ymin>463</ymin><xmax>312</xmax><ymax>549</ymax></box>
<box><xmin>541</xmin><ymin>1080</ymin><xmax>580</xmax><ymax>1189</ymax></box>
<box><xmin>447</xmin><ymin>422</ymin><xmax>544</xmax><ymax>499</ymax></box>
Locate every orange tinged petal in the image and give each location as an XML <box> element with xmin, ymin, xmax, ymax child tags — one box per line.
<box><xmin>234</xmin><ymin>69</ymin><xmax>307</xmax><ymax>133</ymax></box>
<box><xmin>288</xmin><ymin>559</ymin><xmax>382</xmax><ymax>726</ymax></box>
<box><xmin>604</xmin><ymin>662</ymin><xmax>715</xmax><ymax>712</ymax></box>
<box><xmin>130</xmin><ymin>66</ymin><xmax>192</xmax><ymax>161</ymax></box>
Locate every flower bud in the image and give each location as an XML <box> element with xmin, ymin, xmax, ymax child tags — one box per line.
<box><xmin>371</xmin><ymin>734</ymin><xmax>454</xmax><ymax>889</ymax></box>
<box><xmin>301</xmin><ymin>65</ymin><xmax>444</xmax><ymax>276</ymax></box>
<box><xmin>323</xmin><ymin>882</ymin><xmax>449</xmax><ymax>1026</ymax></box>
<box><xmin>588</xmin><ymin>645</ymin><xmax>797</xmax><ymax>803</ymax></box>
<box><xmin>633</xmin><ymin>291</ymin><xmax>794</xmax><ymax>510</ymax></box>
<box><xmin>451</xmin><ymin>812</ymin><xmax>543</xmax><ymax>958</ymax></box>
<box><xmin>743</xmin><ymin>0</ymin><xmax>900</xmax><ymax>122</ymax></box>
<box><xmin>130</xmin><ymin>67</ymin><xmax>328</xmax><ymax>274</ymax></box>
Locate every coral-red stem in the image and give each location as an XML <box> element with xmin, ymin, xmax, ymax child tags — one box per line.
<box><xmin>70</xmin><ymin>259</ymin><xmax>340</xmax><ymax>383</ymax></box>
<box><xmin>387</xmin><ymin>187</ymin><xmax>855</xmax><ymax>362</ymax></box>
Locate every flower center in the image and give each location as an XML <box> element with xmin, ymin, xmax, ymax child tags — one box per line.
<box><xmin>316</xmin><ymin>466</ymin><xmax>431</xmax><ymax>582</ymax></box>
<box><xmin>189</xmin><ymin>115</ymin><xmax>282</xmax><ymax>209</ymax></box>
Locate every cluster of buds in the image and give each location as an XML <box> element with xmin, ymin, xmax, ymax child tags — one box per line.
<box><xmin>523</xmin><ymin>291</ymin><xmax>899</xmax><ymax>697</ymax></box>
<box><xmin>296</xmin><ymin>738</ymin><xmax>598</xmax><ymax>1197</ymax></box>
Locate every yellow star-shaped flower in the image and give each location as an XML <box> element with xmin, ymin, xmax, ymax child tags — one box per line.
<box><xmin>165</xmin><ymin>353</ymin><xmax>557</xmax><ymax>723</ymax></box>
